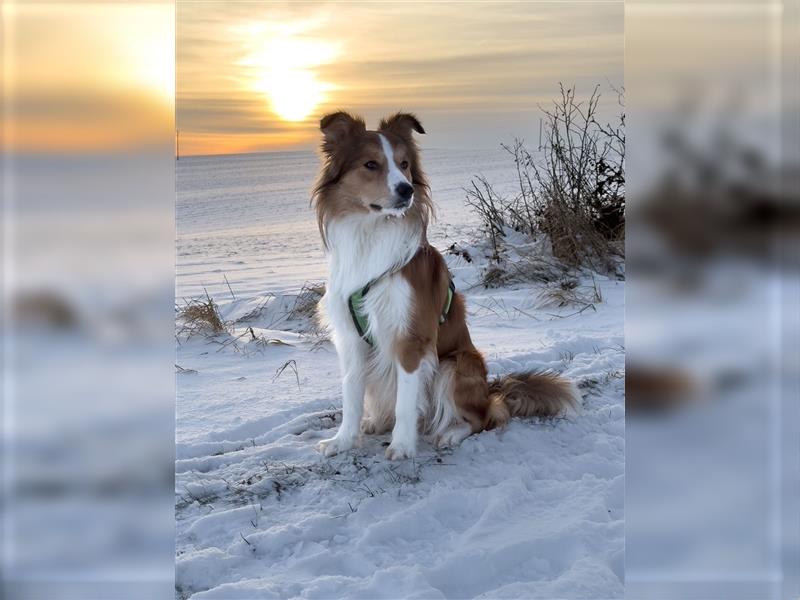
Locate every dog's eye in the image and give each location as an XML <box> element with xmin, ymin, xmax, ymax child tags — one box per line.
<box><xmin>400</xmin><ymin>161</ymin><xmax>409</xmax><ymax>170</ymax></box>
<box><xmin>364</xmin><ymin>161</ymin><xmax>378</xmax><ymax>170</ymax></box>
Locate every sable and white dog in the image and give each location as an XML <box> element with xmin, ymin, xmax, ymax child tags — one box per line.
<box><xmin>313</xmin><ymin>111</ymin><xmax>579</xmax><ymax>460</ymax></box>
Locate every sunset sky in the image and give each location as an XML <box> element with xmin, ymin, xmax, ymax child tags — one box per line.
<box><xmin>177</xmin><ymin>1</ymin><xmax>623</xmax><ymax>157</ymax></box>
<box><xmin>3</xmin><ymin>2</ymin><xmax>174</xmax><ymax>153</ymax></box>
<box><xmin>4</xmin><ymin>2</ymin><xmax>781</xmax><ymax>159</ymax></box>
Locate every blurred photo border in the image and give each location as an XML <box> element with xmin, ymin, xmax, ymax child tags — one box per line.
<box><xmin>1</xmin><ymin>1</ymin><xmax>798</xmax><ymax>598</ymax></box>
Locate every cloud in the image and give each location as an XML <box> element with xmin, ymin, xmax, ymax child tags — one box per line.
<box><xmin>177</xmin><ymin>2</ymin><xmax>623</xmax><ymax>154</ymax></box>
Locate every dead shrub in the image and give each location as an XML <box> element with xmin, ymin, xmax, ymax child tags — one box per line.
<box><xmin>465</xmin><ymin>176</ymin><xmax>506</xmax><ymax>261</ymax></box>
<box><xmin>177</xmin><ymin>293</ymin><xmax>227</xmax><ymax>336</ymax></box>
<box><xmin>467</xmin><ymin>83</ymin><xmax>625</xmax><ymax>273</ymax></box>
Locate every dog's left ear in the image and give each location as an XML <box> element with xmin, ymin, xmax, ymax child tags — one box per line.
<box><xmin>378</xmin><ymin>112</ymin><xmax>426</xmax><ymax>139</ymax></box>
<box><xmin>320</xmin><ymin>111</ymin><xmax>365</xmax><ymax>145</ymax></box>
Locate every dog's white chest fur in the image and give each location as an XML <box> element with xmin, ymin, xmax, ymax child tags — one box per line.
<box><xmin>325</xmin><ymin>216</ymin><xmax>420</xmax><ymax>296</ymax></box>
<box><xmin>322</xmin><ymin>216</ymin><xmax>420</xmax><ymax>338</ymax></box>
<box><xmin>321</xmin><ymin>216</ymin><xmax>422</xmax><ymax>409</ymax></box>
<box><xmin>317</xmin><ymin>213</ymin><xmax>467</xmax><ymax>459</ymax></box>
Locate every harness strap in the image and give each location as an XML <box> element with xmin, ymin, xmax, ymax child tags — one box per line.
<box><xmin>347</xmin><ymin>283</ymin><xmax>372</xmax><ymax>343</ymax></box>
<box><xmin>440</xmin><ymin>279</ymin><xmax>455</xmax><ymax>324</ymax></box>
<box><xmin>349</xmin><ymin>277</ymin><xmax>456</xmax><ymax>347</ymax></box>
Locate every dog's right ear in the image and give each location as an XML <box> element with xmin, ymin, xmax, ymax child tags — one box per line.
<box><xmin>320</xmin><ymin>112</ymin><xmax>365</xmax><ymax>147</ymax></box>
<box><xmin>378</xmin><ymin>112</ymin><xmax>426</xmax><ymax>139</ymax></box>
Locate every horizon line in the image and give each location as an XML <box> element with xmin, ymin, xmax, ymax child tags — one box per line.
<box><xmin>177</xmin><ymin>144</ymin><xmax>507</xmax><ymax>160</ymax></box>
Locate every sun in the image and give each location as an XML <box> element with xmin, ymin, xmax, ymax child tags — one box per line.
<box><xmin>246</xmin><ymin>34</ymin><xmax>337</xmax><ymax>122</ymax></box>
<box><xmin>266</xmin><ymin>70</ymin><xmax>320</xmax><ymax>122</ymax></box>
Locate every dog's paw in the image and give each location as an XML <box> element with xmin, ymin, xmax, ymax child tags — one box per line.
<box><xmin>385</xmin><ymin>439</ymin><xmax>416</xmax><ymax>461</ymax></box>
<box><xmin>434</xmin><ymin>424</ymin><xmax>472</xmax><ymax>449</ymax></box>
<box><xmin>317</xmin><ymin>434</ymin><xmax>357</xmax><ymax>457</ymax></box>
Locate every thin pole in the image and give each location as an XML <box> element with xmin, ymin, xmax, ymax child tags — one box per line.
<box><xmin>538</xmin><ymin>119</ymin><xmax>543</xmax><ymax>151</ymax></box>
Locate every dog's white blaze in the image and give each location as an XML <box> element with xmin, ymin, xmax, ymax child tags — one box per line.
<box><xmin>378</xmin><ymin>133</ymin><xmax>411</xmax><ymax>198</ymax></box>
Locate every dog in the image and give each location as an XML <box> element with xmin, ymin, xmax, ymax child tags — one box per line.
<box><xmin>313</xmin><ymin>111</ymin><xmax>579</xmax><ymax>460</ymax></box>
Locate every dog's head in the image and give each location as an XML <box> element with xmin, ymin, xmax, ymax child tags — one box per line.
<box><xmin>313</xmin><ymin>112</ymin><xmax>431</xmax><ymax>245</ymax></box>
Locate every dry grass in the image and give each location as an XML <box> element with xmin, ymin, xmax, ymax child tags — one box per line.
<box><xmin>289</xmin><ymin>281</ymin><xmax>330</xmax><ymax>347</ymax></box>
<box><xmin>246</xmin><ymin>326</ymin><xmax>295</xmax><ymax>349</ymax></box>
<box><xmin>235</xmin><ymin>295</ymin><xmax>274</xmax><ymax>324</ymax></box>
<box><xmin>287</xmin><ymin>282</ymin><xmax>325</xmax><ymax>321</ymax></box>
<box><xmin>536</xmin><ymin>276</ymin><xmax>603</xmax><ymax>309</ymax></box>
<box><xmin>177</xmin><ymin>293</ymin><xmax>227</xmax><ymax>337</ymax></box>
<box><xmin>176</xmin><ymin>282</ymin><xmax>330</xmax><ymax>354</ymax></box>
<box><xmin>536</xmin><ymin>278</ymin><xmax>579</xmax><ymax>308</ymax></box>
<box><xmin>507</xmin><ymin>254</ymin><xmax>565</xmax><ymax>284</ymax></box>
<box><xmin>536</xmin><ymin>196</ymin><xmax>617</xmax><ymax>269</ymax></box>
<box><xmin>481</xmin><ymin>265</ymin><xmax>512</xmax><ymax>288</ymax></box>
<box><xmin>273</xmin><ymin>359</ymin><xmax>301</xmax><ymax>390</ymax></box>
<box><xmin>478</xmin><ymin>253</ymin><xmax>566</xmax><ymax>289</ymax></box>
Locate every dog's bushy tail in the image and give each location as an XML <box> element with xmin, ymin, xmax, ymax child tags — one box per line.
<box><xmin>486</xmin><ymin>371</ymin><xmax>581</xmax><ymax>429</ymax></box>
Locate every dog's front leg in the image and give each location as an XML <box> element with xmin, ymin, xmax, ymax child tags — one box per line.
<box><xmin>385</xmin><ymin>360</ymin><xmax>426</xmax><ymax>460</ymax></box>
<box><xmin>318</xmin><ymin>352</ymin><xmax>365</xmax><ymax>457</ymax></box>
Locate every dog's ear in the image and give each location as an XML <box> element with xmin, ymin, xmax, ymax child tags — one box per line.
<box><xmin>379</xmin><ymin>112</ymin><xmax>426</xmax><ymax>139</ymax></box>
<box><xmin>320</xmin><ymin>112</ymin><xmax>365</xmax><ymax>146</ymax></box>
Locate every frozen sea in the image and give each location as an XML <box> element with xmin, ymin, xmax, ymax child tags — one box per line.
<box><xmin>177</xmin><ymin>148</ymin><xmax>522</xmax><ymax>299</ymax></box>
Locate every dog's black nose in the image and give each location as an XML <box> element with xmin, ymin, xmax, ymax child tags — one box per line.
<box><xmin>395</xmin><ymin>182</ymin><xmax>414</xmax><ymax>201</ymax></box>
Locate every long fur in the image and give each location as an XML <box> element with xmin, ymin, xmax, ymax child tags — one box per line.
<box><xmin>314</xmin><ymin>111</ymin><xmax>580</xmax><ymax>459</ymax></box>
<box><xmin>488</xmin><ymin>371</ymin><xmax>580</xmax><ymax>422</ymax></box>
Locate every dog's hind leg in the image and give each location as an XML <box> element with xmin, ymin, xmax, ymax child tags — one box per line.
<box><xmin>428</xmin><ymin>357</ymin><xmax>480</xmax><ymax>448</ymax></box>
<box><xmin>361</xmin><ymin>383</ymin><xmax>394</xmax><ymax>434</ymax></box>
<box><xmin>434</xmin><ymin>422</ymin><xmax>472</xmax><ymax>448</ymax></box>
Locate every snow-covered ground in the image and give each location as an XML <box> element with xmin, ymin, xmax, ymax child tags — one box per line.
<box><xmin>176</xmin><ymin>149</ymin><xmax>625</xmax><ymax>599</ymax></box>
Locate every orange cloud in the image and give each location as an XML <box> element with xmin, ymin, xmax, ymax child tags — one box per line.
<box><xmin>3</xmin><ymin>2</ymin><xmax>173</xmax><ymax>154</ymax></box>
<box><xmin>177</xmin><ymin>2</ymin><xmax>623</xmax><ymax>156</ymax></box>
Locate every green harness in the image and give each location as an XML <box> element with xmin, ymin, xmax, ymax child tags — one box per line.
<box><xmin>348</xmin><ymin>277</ymin><xmax>456</xmax><ymax>347</ymax></box>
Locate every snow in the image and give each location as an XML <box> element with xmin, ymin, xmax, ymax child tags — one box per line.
<box><xmin>176</xmin><ymin>149</ymin><xmax>624</xmax><ymax>599</ymax></box>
